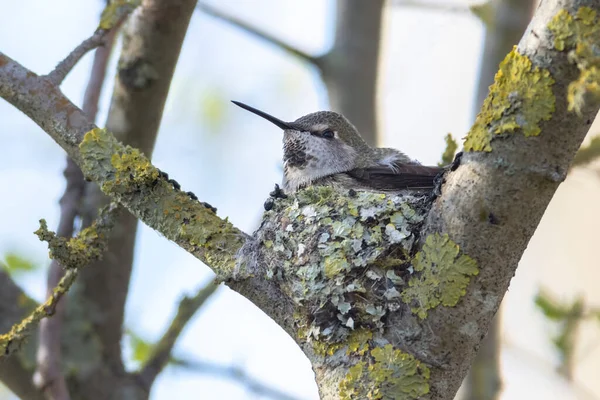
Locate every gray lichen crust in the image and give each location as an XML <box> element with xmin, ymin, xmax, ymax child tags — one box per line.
<box><xmin>245</xmin><ymin>185</ymin><xmax>432</xmax><ymax>343</ymax></box>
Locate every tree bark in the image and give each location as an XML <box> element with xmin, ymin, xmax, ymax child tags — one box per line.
<box><xmin>463</xmin><ymin>1</ymin><xmax>537</xmax><ymax>399</ymax></box>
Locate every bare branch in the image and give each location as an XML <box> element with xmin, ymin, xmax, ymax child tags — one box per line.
<box><xmin>0</xmin><ymin>205</ymin><xmax>118</xmax><ymax>357</ymax></box>
<box><xmin>172</xmin><ymin>358</ymin><xmax>303</xmax><ymax>400</ymax></box>
<box><xmin>391</xmin><ymin>0</ymin><xmax>471</xmax><ymax>13</ymax></box>
<box><xmin>45</xmin><ymin>30</ymin><xmax>107</xmax><ymax>86</ymax></box>
<box><xmin>139</xmin><ymin>280</ymin><xmax>219</xmax><ymax>387</ymax></box>
<box><xmin>0</xmin><ymin>271</ymin><xmax>44</xmax><ymax>400</ymax></box>
<box><xmin>45</xmin><ymin>0</ymin><xmax>138</xmax><ymax>86</ymax></box>
<box><xmin>33</xmin><ymin>158</ymin><xmax>83</xmax><ymax>400</ymax></box>
<box><xmin>197</xmin><ymin>2</ymin><xmax>319</xmax><ymax>66</ymax></box>
<box><xmin>81</xmin><ymin>17</ymin><xmax>125</xmax><ymax>120</ymax></box>
<box><xmin>34</xmin><ymin>16</ymin><xmax>123</xmax><ymax>399</ymax></box>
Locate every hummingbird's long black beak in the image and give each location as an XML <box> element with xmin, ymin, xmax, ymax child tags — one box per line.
<box><xmin>231</xmin><ymin>101</ymin><xmax>292</xmax><ymax>130</ymax></box>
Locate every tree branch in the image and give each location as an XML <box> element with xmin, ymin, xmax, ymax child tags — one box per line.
<box><xmin>197</xmin><ymin>2</ymin><xmax>319</xmax><ymax>65</ymax></box>
<box><xmin>139</xmin><ymin>280</ymin><xmax>219</xmax><ymax>388</ymax></box>
<box><xmin>45</xmin><ymin>30</ymin><xmax>108</xmax><ymax>86</ymax></box>
<box><xmin>172</xmin><ymin>357</ymin><xmax>303</xmax><ymax>400</ymax></box>
<box><xmin>0</xmin><ymin>271</ymin><xmax>43</xmax><ymax>400</ymax></box>
<box><xmin>44</xmin><ymin>0</ymin><xmax>137</xmax><ymax>86</ymax></box>
<box><xmin>391</xmin><ymin>0</ymin><xmax>471</xmax><ymax>13</ymax></box>
<box><xmin>421</xmin><ymin>1</ymin><xmax>600</xmax><ymax>398</ymax></box>
<box><xmin>463</xmin><ymin>0</ymin><xmax>537</xmax><ymax>398</ymax></box>
<box><xmin>34</xmin><ymin>12</ymin><xmax>124</xmax><ymax>399</ymax></box>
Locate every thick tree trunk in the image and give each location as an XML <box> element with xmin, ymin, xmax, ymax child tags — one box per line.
<box><xmin>463</xmin><ymin>1</ymin><xmax>537</xmax><ymax>399</ymax></box>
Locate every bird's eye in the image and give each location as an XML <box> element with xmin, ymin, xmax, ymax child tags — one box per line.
<box><xmin>322</xmin><ymin>130</ymin><xmax>335</xmax><ymax>139</ymax></box>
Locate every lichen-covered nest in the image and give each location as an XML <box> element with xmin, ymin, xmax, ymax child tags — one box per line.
<box><xmin>245</xmin><ymin>186</ymin><xmax>434</xmax><ymax>344</ymax></box>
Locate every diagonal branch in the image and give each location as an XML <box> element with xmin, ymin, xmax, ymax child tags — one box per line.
<box><xmin>0</xmin><ymin>271</ymin><xmax>44</xmax><ymax>400</ymax></box>
<box><xmin>44</xmin><ymin>0</ymin><xmax>138</xmax><ymax>86</ymax></box>
<box><xmin>45</xmin><ymin>30</ymin><xmax>108</xmax><ymax>86</ymax></box>
<box><xmin>391</xmin><ymin>0</ymin><xmax>471</xmax><ymax>13</ymax></box>
<box><xmin>172</xmin><ymin>357</ymin><xmax>303</xmax><ymax>400</ymax></box>
<box><xmin>138</xmin><ymin>280</ymin><xmax>219</xmax><ymax>388</ymax></box>
<box><xmin>197</xmin><ymin>2</ymin><xmax>320</xmax><ymax>66</ymax></box>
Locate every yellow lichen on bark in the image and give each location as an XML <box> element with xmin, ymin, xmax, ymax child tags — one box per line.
<box><xmin>339</xmin><ymin>344</ymin><xmax>430</xmax><ymax>400</ymax></box>
<box><xmin>464</xmin><ymin>47</ymin><xmax>555</xmax><ymax>152</ymax></box>
<box><xmin>548</xmin><ymin>7</ymin><xmax>600</xmax><ymax>114</ymax></box>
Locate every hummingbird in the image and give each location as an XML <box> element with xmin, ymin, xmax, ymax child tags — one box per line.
<box><xmin>232</xmin><ymin>101</ymin><xmax>446</xmax><ymax>194</ymax></box>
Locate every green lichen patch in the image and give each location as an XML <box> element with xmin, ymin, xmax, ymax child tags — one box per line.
<box><xmin>80</xmin><ymin>128</ymin><xmax>160</xmax><ymax>195</ymax></box>
<box><xmin>34</xmin><ymin>206</ymin><xmax>114</xmax><ymax>269</ymax></box>
<box><xmin>255</xmin><ymin>185</ymin><xmax>431</xmax><ymax>343</ymax></box>
<box><xmin>312</xmin><ymin>340</ymin><xmax>344</xmax><ymax>357</ymax></box>
<box><xmin>99</xmin><ymin>0</ymin><xmax>141</xmax><ymax>30</ymax></box>
<box><xmin>401</xmin><ymin>233</ymin><xmax>478</xmax><ymax>319</ymax></box>
<box><xmin>339</xmin><ymin>344</ymin><xmax>430</xmax><ymax>400</ymax></box>
<box><xmin>548</xmin><ymin>7</ymin><xmax>600</xmax><ymax>114</ymax></box>
<box><xmin>464</xmin><ymin>47</ymin><xmax>555</xmax><ymax>152</ymax></box>
<box><xmin>346</xmin><ymin>328</ymin><xmax>372</xmax><ymax>356</ymax></box>
<box><xmin>79</xmin><ymin>128</ymin><xmax>244</xmax><ymax>277</ymax></box>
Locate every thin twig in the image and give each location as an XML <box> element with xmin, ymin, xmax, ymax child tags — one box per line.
<box><xmin>171</xmin><ymin>357</ymin><xmax>304</xmax><ymax>400</ymax></box>
<box><xmin>33</xmin><ymin>159</ymin><xmax>83</xmax><ymax>400</ymax></box>
<box><xmin>391</xmin><ymin>0</ymin><xmax>471</xmax><ymax>13</ymax></box>
<box><xmin>197</xmin><ymin>2</ymin><xmax>320</xmax><ymax>66</ymax></box>
<box><xmin>45</xmin><ymin>30</ymin><xmax>108</xmax><ymax>86</ymax></box>
<box><xmin>138</xmin><ymin>280</ymin><xmax>220</xmax><ymax>388</ymax></box>
<box><xmin>33</xmin><ymin>17</ymin><xmax>123</xmax><ymax>398</ymax></box>
<box><xmin>82</xmin><ymin>19</ymin><xmax>125</xmax><ymax>121</ymax></box>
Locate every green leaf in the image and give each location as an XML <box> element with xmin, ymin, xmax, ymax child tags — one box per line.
<box><xmin>439</xmin><ymin>133</ymin><xmax>458</xmax><ymax>166</ymax></box>
<box><xmin>534</xmin><ymin>291</ymin><xmax>570</xmax><ymax>321</ymax></box>
<box><xmin>128</xmin><ymin>331</ymin><xmax>152</xmax><ymax>364</ymax></box>
<box><xmin>1</xmin><ymin>252</ymin><xmax>38</xmax><ymax>276</ymax></box>
<box><xmin>200</xmin><ymin>88</ymin><xmax>227</xmax><ymax>132</ymax></box>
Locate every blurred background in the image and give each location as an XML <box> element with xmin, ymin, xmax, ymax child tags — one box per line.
<box><xmin>1</xmin><ymin>0</ymin><xmax>599</xmax><ymax>399</ymax></box>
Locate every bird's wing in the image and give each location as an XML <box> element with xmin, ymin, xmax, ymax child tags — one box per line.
<box><xmin>346</xmin><ymin>163</ymin><xmax>444</xmax><ymax>191</ymax></box>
